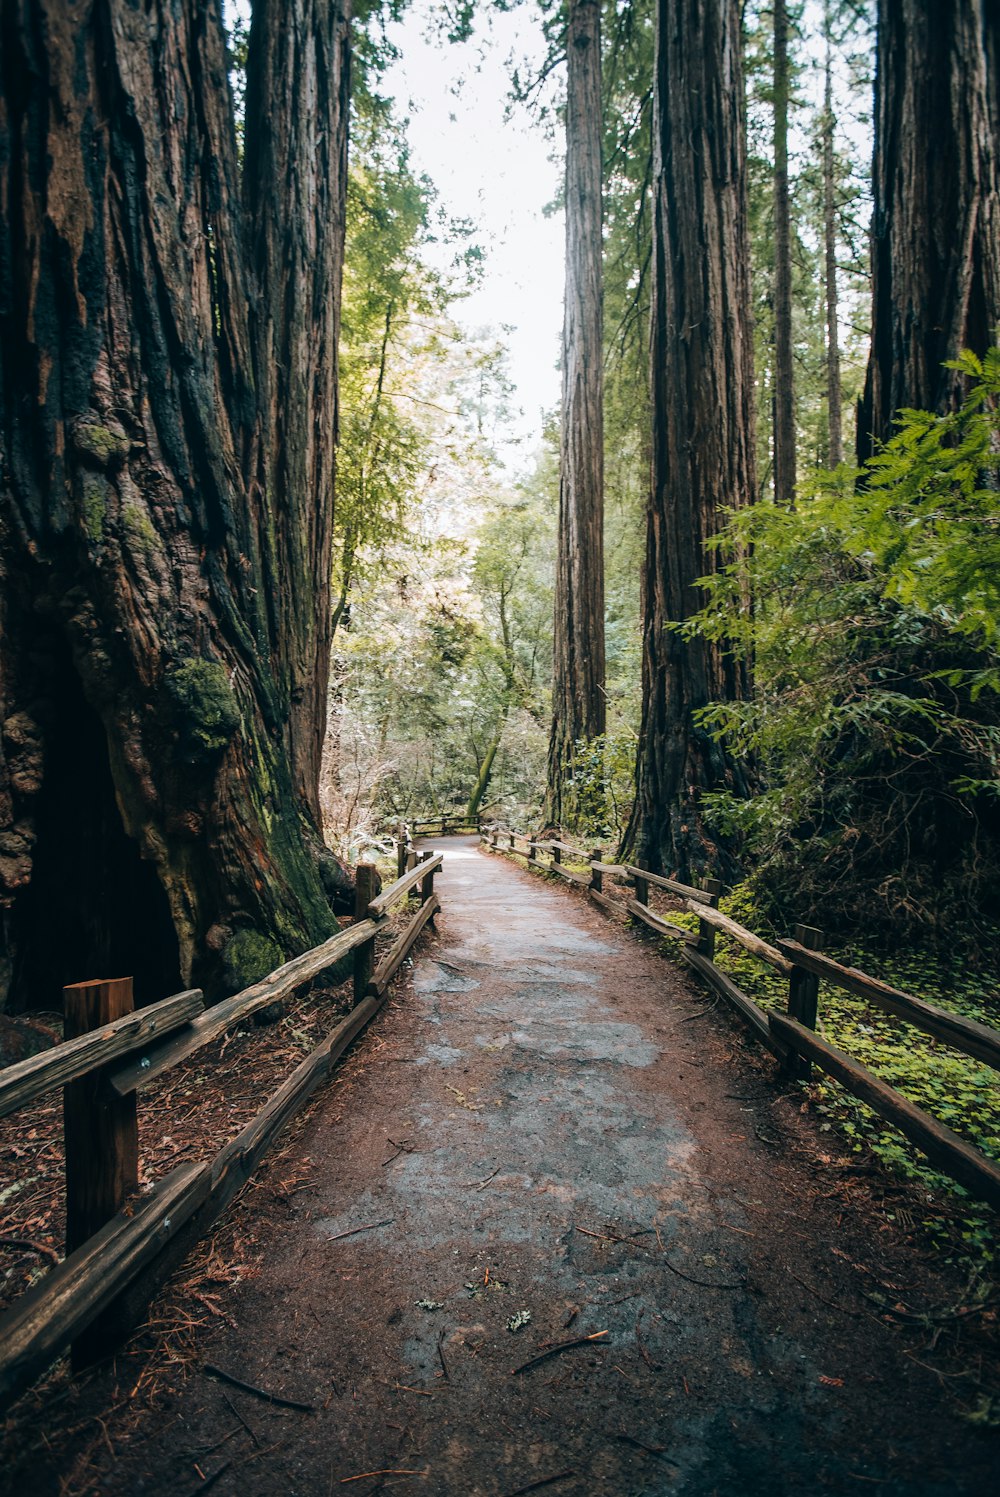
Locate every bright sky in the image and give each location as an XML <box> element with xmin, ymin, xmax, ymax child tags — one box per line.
<box><xmin>382</xmin><ymin>4</ymin><xmax>565</xmax><ymax>458</ymax></box>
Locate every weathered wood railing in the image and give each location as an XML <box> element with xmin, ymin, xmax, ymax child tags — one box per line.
<box><xmin>0</xmin><ymin>852</ymin><xmax>442</xmax><ymax>1412</ymax></box>
<box><xmin>482</xmin><ymin>824</ymin><xmax>1000</xmax><ymax>1213</ymax></box>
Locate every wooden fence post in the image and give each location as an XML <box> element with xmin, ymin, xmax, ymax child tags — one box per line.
<box><xmin>63</xmin><ymin>976</ymin><xmax>139</xmax><ymax>1367</ymax></box>
<box><xmin>441</xmin><ymin>814</ymin><xmax>448</xmax><ymax>835</ymax></box>
<box><xmin>785</xmin><ymin>923</ymin><xmax>824</xmax><ymax>1081</ymax></box>
<box><xmin>589</xmin><ymin>849</ymin><xmax>603</xmax><ymax>894</ymax></box>
<box><xmin>396</xmin><ymin>822</ymin><xmax>407</xmax><ymax>879</ymax></box>
<box><xmin>354</xmin><ymin>864</ymin><xmax>379</xmax><ymax>1006</ymax></box>
<box><xmin>551</xmin><ymin>842</ymin><xmax>562</xmax><ymax>871</ymax></box>
<box><xmin>528</xmin><ymin>837</ymin><xmax>537</xmax><ymax>865</ymax></box>
<box><xmin>406</xmin><ymin>847</ymin><xmax>418</xmax><ymax>874</ymax></box>
<box><xmin>419</xmin><ymin>849</ymin><xmax>435</xmax><ymax>904</ymax></box>
<box><xmin>697</xmin><ymin>879</ymin><xmax>723</xmax><ymax>958</ymax></box>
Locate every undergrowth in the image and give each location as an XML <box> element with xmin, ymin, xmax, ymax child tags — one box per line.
<box><xmin>669</xmin><ymin>884</ymin><xmax>1000</xmax><ymax>1272</ymax></box>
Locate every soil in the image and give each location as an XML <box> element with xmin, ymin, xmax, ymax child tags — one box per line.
<box><xmin>2</xmin><ymin>836</ymin><xmax>998</xmax><ymax>1496</ymax></box>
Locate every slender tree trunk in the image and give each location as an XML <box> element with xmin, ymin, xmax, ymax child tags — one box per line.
<box><xmin>624</xmin><ymin>0</ymin><xmax>756</xmax><ymax>884</ymax></box>
<box><xmin>544</xmin><ymin>0</ymin><xmax>605</xmax><ymax>830</ymax></box>
<box><xmin>467</xmin><ymin>723</ymin><xmax>505</xmax><ymax>822</ymax></box>
<box><xmin>772</xmin><ymin>0</ymin><xmax>796</xmax><ymax>504</ymax></box>
<box><xmin>858</xmin><ymin>0</ymin><xmax>1000</xmax><ymax>459</ymax></box>
<box><xmin>822</xmin><ymin>19</ymin><xmax>843</xmax><ymax>466</ymax></box>
<box><xmin>0</xmin><ymin>0</ymin><xmax>351</xmax><ymax>1011</ymax></box>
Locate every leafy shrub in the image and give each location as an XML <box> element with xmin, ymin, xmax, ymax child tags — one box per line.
<box><xmin>688</xmin><ymin>349</ymin><xmax>1000</xmax><ymax>943</ymax></box>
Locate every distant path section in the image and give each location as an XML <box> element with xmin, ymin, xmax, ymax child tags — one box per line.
<box><xmin>38</xmin><ymin>837</ymin><xmax>999</xmax><ymax>1494</ymax></box>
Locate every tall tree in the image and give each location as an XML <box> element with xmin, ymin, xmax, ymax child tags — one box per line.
<box><xmin>771</xmin><ymin>0</ymin><xmax>796</xmax><ymax>504</ymax></box>
<box><xmin>858</xmin><ymin>0</ymin><xmax>1000</xmax><ymax>458</ymax></box>
<box><xmin>544</xmin><ymin>0</ymin><xmax>606</xmax><ymax>829</ymax></box>
<box><xmin>625</xmin><ymin>0</ymin><xmax>756</xmax><ymax>882</ymax></box>
<box><xmin>0</xmin><ymin>1</ymin><xmax>351</xmax><ymax>1010</ymax></box>
<box><xmin>820</xmin><ymin>5</ymin><xmax>843</xmax><ymax>466</ymax></box>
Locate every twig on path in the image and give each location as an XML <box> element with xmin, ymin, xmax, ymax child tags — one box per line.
<box><xmin>789</xmin><ymin>1269</ymin><xmax>860</xmax><ymax>1318</ymax></box>
<box><xmin>436</xmin><ymin>1330</ymin><xmax>450</xmax><ymax>1382</ymax></box>
<box><xmin>679</xmin><ymin>999</ymin><xmax>719</xmax><ymax>1022</ymax></box>
<box><xmin>222</xmin><ymin>1392</ymin><xmax>261</xmax><ymax>1446</ymax></box>
<box><xmin>382</xmin><ymin>1139</ymin><xmax>415</xmax><ymax>1166</ymax></box>
<box><xmin>186</xmin><ymin>1460</ymin><xmax>232</xmax><ymax>1495</ymax></box>
<box><xmin>463</xmin><ymin>1166</ymin><xmax>501</xmax><ymax>1190</ymax></box>
<box><xmin>325</xmin><ymin>1218</ymin><xmax>394</xmax><ymax>1244</ymax></box>
<box><xmin>511</xmin><ymin>1330</ymin><xmax>608</xmax><ymax>1376</ymax></box>
<box><xmin>340</xmin><ymin>1469</ymin><xmax>428</xmax><ymax>1484</ymax></box>
<box><xmin>505</xmin><ymin>1471</ymin><xmax>576</xmax><ymax>1496</ymax></box>
<box><xmin>374</xmin><ymin>1378</ymin><xmax>435</xmax><ymax>1397</ymax></box>
<box><xmin>659</xmin><ymin>1257</ymin><xmax>745</xmax><ymax>1291</ymax></box>
<box><xmin>203</xmin><ymin>1364</ymin><xmax>316</xmax><ymax>1412</ymax></box>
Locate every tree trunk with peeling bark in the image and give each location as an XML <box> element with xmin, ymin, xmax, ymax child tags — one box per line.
<box><xmin>544</xmin><ymin>0</ymin><xmax>605</xmax><ymax>831</ymax></box>
<box><xmin>858</xmin><ymin>0</ymin><xmax>1000</xmax><ymax>458</ymax></box>
<box><xmin>624</xmin><ymin>0</ymin><xmax>755</xmax><ymax>884</ymax></box>
<box><xmin>772</xmin><ymin>0</ymin><xmax>796</xmax><ymax>505</ymax></box>
<box><xmin>0</xmin><ymin>0</ymin><xmax>352</xmax><ymax>1011</ymax></box>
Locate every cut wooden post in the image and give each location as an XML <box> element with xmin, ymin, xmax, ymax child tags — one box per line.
<box><xmin>697</xmin><ymin>879</ymin><xmax>723</xmax><ymax>959</ymax></box>
<box><xmin>419</xmin><ymin>849</ymin><xmax>435</xmax><ymax>904</ymax></box>
<box><xmin>589</xmin><ymin>849</ymin><xmax>603</xmax><ymax>894</ymax></box>
<box><xmin>396</xmin><ymin>823</ymin><xmax>407</xmax><ymax>879</ymax></box>
<box><xmin>784</xmin><ymin>923</ymin><xmax>824</xmax><ymax>1082</ymax></box>
<box><xmin>406</xmin><ymin>847</ymin><xmax>418</xmax><ymax>874</ymax></box>
<box><xmin>528</xmin><ymin>838</ymin><xmax>538</xmax><ymax>865</ymax></box>
<box><xmin>441</xmin><ymin>814</ymin><xmax>447</xmax><ymax>835</ymax></box>
<box><xmin>63</xmin><ymin>976</ymin><xmax>139</xmax><ymax>1368</ymax></box>
<box><xmin>552</xmin><ymin>842</ymin><xmax>562</xmax><ymax>870</ymax></box>
<box><xmin>354</xmin><ymin>864</ymin><xmax>379</xmax><ymax>1007</ymax></box>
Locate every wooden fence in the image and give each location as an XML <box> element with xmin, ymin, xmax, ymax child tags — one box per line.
<box><xmin>0</xmin><ymin>851</ymin><xmax>442</xmax><ymax>1413</ymax></box>
<box><xmin>482</xmin><ymin>825</ymin><xmax>1000</xmax><ymax>1214</ymax></box>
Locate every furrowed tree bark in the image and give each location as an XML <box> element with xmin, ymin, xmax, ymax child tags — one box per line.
<box><xmin>544</xmin><ymin>0</ymin><xmax>605</xmax><ymax>831</ymax></box>
<box><xmin>0</xmin><ymin>0</ymin><xmax>351</xmax><ymax>1010</ymax></box>
<box><xmin>821</xmin><ymin>13</ymin><xmax>843</xmax><ymax>467</ymax></box>
<box><xmin>858</xmin><ymin>0</ymin><xmax>1000</xmax><ymax>459</ymax></box>
<box><xmin>243</xmin><ymin>0</ymin><xmax>350</xmax><ymax>826</ymax></box>
<box><xmin>772</xmin><ymin>0</ymin><xmax>796</xmax><ymax>505</ymax></box>
<box><xmin>624</xmin><ymin>0</ymin><xmax>755</xmax><ymax>884</ymax></box>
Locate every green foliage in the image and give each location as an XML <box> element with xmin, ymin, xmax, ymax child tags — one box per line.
<box><xmin>687</xmin><ymin>351</ymin><xmax>1000</xmax><ymax>939</ymax></box>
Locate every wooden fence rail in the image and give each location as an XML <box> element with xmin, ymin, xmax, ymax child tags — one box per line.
<box><xmin>481</xmin><ymin>823</ymin><xmax>1000</xmax><ymax>1215</ymax></box>
<box><xmin>0</xmin><ymin>851</ymin><xmax>443</xmax><ymax>1413</ymax></box>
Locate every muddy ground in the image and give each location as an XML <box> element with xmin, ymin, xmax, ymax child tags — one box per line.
<box><xmin>2</xmin><ymin>837</ymin><xmax>997</xmax><ymax>1495</ymax></box>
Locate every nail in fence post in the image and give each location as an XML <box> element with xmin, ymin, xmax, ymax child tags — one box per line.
<box><xmin>590</xmin><ymin>849</ymin><xmax>603</xmax><ymax>894</ymax></box>
<box><xmin>785</xmin><ymin>923</ymin><xmax>824</xmax><ymax>1082</ymax></box>
<box><xmin>697</xmin><ymin>879</ymin><xmax>723</xmax><ymax>958</ymax></box>
<box><xmin>354</xmin><ymin>863</ymin><xmax>379</xmax><ymax>1006</ymax></box>
<box><xmin>63</xmin><ymin>975</ymin><xmax>139</xmax><ymax>1367</ymax></box>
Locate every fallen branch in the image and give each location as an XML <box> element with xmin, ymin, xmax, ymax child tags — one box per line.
<box><xmin>511</xmin><ymin>1330</ymin><xmax>608</xmax><ymax>1376</ymax></box>
<box><xmin>203</xmin><ymin>1364</ymin><xmax>316</xmax><ymax>1412</ymax></box>
<box><xmin>505</xmin><ymin>1471</ymin><xmax>576</xmax><ymax>1496</ymax></box>
<box><xmin>659</xmin><ymin>1257</ymin><xmax>745</xmax><ymax>1291</ymax></box>
<box><xmin>324</xmin><ymin>1219</ymin><xmax>394</xmax><ymax>1245</ymax></box>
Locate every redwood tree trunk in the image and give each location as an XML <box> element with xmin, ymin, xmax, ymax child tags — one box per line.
<box><xmin>544</xmin><ymin>0</ymin><xmax>606</xmax><ymax>830</ymax></box>
<box><xmin>0</xmin><ymin>0</ymin><xmax>351</xmax><ymax>1010</ymax></box>
<box><xmin>624</xmin><ymin>0</ymin><xmax>755</xmax><ymax>883</ymax></box>
<box><xmin>243</xmin><ymin>0</ymin><xmax>350</xmax><ymax>824</ymax></box>
<box><xmin>858</xmin><ymin>0</ymin><xmax>1000</xmax><ymax>458</ymax></box>
<box><xmin>772</xmin><ymin>0</ymin><xmax>796</xmax><ymax>505</ymax></box>
<box><xmin>822</xmin><ymin>18</ymin><xmax>843</xmax><ymax>467</ymax></box>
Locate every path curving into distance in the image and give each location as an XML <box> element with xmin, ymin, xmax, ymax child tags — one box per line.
<box><xmin>32</xmin><ymin>837</ymin><xmax>998</xmax><ymax>1495</ymax></box>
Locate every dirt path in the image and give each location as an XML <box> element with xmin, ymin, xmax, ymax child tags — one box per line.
<box><xmin>19</xmin><ymin>838</ymin><xmax>998</xmax><ymax>1495</ymax></box>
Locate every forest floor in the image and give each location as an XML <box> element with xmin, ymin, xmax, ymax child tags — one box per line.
<box><xmin>3</xmin><ymin>836</ymin><xmax>999</xmax><ymax>1496</ymax></box>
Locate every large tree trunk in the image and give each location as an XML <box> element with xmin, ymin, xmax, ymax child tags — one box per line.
<box><xmin>544</xmin><ymin>0</ymin><xmax>605</xmax><ymax>830</ymax></box>
<box><xmin>243</xmin><ymin>0</ymin><xmax>349</xmax><ymax>824</ymax></box>
<box><xmin>821</xmin><ymin>14</ymin><xmax>843</xmax><ymax>467</ymax></box>
<box><xmin>0</xmin><ymin>0</ymin><xmax>351</xmax><ymax>1012</ymax></box>
<box><xmin>624</xmin><ymin>0</ymin><xmax>755</xmax><ymax>884</ymax></box>
<box><xmin>858</xmin><ymin>0</ymin><xmax>1000</xmax><ymax>459</ymax></box>
<box><xmin>772</xmin><ymin>0</ymin><xmax>796</xmax><ymax>505</ymax></box>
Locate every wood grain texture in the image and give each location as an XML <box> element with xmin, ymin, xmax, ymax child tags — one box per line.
<box><xmin>368</xmin><ymin>854</ymin><xmax>443</xmax><ymax>918</ymax></box>
<box><xmin>0</xmin><ymin>990</ymin><xmax>203</xmax><ymax>1119</ymax></box>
